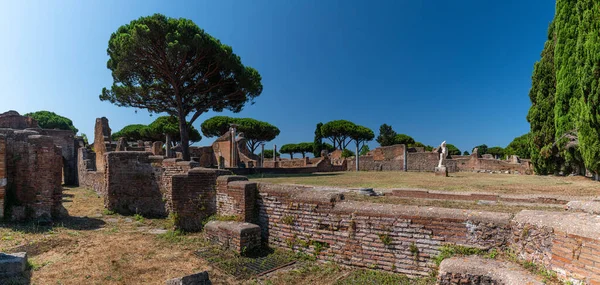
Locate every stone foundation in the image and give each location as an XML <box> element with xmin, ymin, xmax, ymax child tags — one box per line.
<box><xmin>438</xmin><ymin>256</ymin><xmax>542</xmax><ymax>285</ymax></box>
<box><xmin>204</xmin><ymin>221</ymin><xmax>261</xmax><ymax>254</ymax></box>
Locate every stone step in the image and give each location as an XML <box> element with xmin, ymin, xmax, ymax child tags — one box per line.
<box><xmin>204</xmin><ymin>221</ymin><xmax>261</xmax><ymax>255</ymax></box>
<box><xmin>438</xmin><ymin>256</ymin><xmax>542</xmax><ymax>285</ymax></box>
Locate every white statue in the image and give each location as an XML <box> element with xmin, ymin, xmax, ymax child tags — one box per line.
<box><xmin>438</xmin><ymin>141</ymin><xmax>447</xmax><ymax>168</ymax></box>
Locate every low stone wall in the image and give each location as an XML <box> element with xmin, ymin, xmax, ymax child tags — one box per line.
<box><xmin>388</xmin><ymin>189</ymin><xmax>568</xmax><ymax>205</ymax></box>
<box><xmin>264</xmin><ymin>158</ymin><xmax>308</xmax><ymax>168</ymax></box>
<box><xmin>244</xmin><ymin>183</ymin><xmax>512</xmax><ymax>277</ymax></box>
<box><xmin>511</xmin><ymin>210</ymin><xmax>600</xmax><ymax>284</ymax></box>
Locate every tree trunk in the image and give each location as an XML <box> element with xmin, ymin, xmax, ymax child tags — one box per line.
<box><xmin>302</xmin><ymin>153</ymin><xmax>306</xmax><ymax>158</ymax></box>
<box><xmin>355</xmin><ymin>141</ymin><xmax>359</xmax><ymax>171</ymax></box>
<box><xmin>178</xmin><ymin>114</ymin><xmax>191</xmax><ymax>161</ymax></box>
<box><xmin>290</xmin><ymin>153</ymin><xmax>293</xmax><ymax>159</ymax></box>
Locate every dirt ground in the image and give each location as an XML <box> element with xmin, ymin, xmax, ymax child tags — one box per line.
<box><xmin>1</xmin><ymin>187</ymin><xmax>427</xmax><ymax>285</ymax></box>
<box><xmin>249</xmin><ymin>171</ymin><xmax>600</xmax><ymax>197</ymax></box>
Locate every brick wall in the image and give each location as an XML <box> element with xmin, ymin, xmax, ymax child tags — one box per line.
<box><xmin>40</xmin><ymin>129</ymin><xmax>77</xmax><ymax>185</ymax></box>
<box><xmin>346</xmin><ymin>156</ymin><xmax>405</xmax><ymax>171</ymax></box>
<box><xmin>511</xmin><ymin>211</ymin><xmax>600</xmax><ymax>284</ymax></box>
<box><xmin>77</xmin><ymin>148</ymin><xmax>105</xmax><ymax>195</ymax></box>
<box><xmin>0</xmin><ymin>111</ymin><xmax>39</xmax><ymax>129</ymax></box>
<box><xmin>169</xmin><ymin>168</ymin><xmax>228</xmax><ymax>231</ymax></box>
<box><xmin>0</xmin><ymin>135</ymin><xmax>6</xmax><ymax>219</ymax></box>
<box><xmin>189</xmin><ymin>146</ymin><xmax>216</xmax><ymax>167</ymax></box>
<box><xmin>1</xmin><ymin>130</ymin><xmax>63</xmax><ymax>221</ymax></box>
<box><xmin>104</xmin><ymin>152</ymin><xmax>165</xmax><ymax>217</ymax></box>
<box><xmin>372</xmin><ymin>144</ymin><xmax>406</xmax><ymax>161</ymax></box>
<box><xmin>244</xmin><ymin>183</ymin><xmax>512</xmax><ymax>277</ymax></box>
<box><xmin>216</xmin><ymin>176</ymin><xmax>257</xmax><ymax>222</ymax></box>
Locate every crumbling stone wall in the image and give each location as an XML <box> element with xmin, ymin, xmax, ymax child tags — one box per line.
<box><xmin>104</xmin><ymin>152</ymin><xmax>165</xmax><ymax>217</ymax></box>
<box><xmin>39</xmin><ymin>129</ymin><xmax>77</xmax><ymax>185</ymax></box>
<box><xmin>77</xmin><ymin>148</ymin><xmax>104</xmax><ymax>194</ymax></box>
<box><xmin>510</xmin><ymin>211</ymin><xmax>600</xmax><ymax>284</ymax></box>
<box><xmin>227</xmin><ymin>182</ymin><xmax>513</xmax><ymax>277</ymax></box>
<box><xmin>93</xmin><ymin>117</ymin><xmax>112</xmax><ymax>173</ymax></box>
<box><xmin>189</xmin><ymin>146</ymin><xmax>216</xmax><ymax>167</ymax></box>
<box><xmin>0</xmin><ymin>129</ymin><xmax>63</xmax><ymax>221</ymax></box>
<box><xmin>0</xmin><ymin>111</ymin><xmax>38</xmax><ymax>129</ymax></box>
<box><xmin>0</xmin><ymin>135</ymin><xmax>6</xmax><ymax>219</ymax></box>
<box><xmin>169</xmin><ymin>168</ymin><xmax>228</xmax><ymax>231</ymax></box>
<box><xmin>216</xmin><ymin>176</ymin><xmax>257</xmax><ymax>222</ymax></box>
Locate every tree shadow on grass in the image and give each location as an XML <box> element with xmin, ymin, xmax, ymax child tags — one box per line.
<box><xmin>0</xmin><ymin>215</ymin><xmax>105</xmax><ymax>234</ymax></box>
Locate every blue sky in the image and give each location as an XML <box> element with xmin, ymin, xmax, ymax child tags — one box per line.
<box><xmin>0</xmin><ymin>0</ymin><xmax>555</xmax><ymax>154</ymax></box>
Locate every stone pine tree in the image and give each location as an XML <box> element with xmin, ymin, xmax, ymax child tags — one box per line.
<box><xmin>313</xmin><ymin>122</ymin><xmax>324</xmax><ymax>157</ymax></box>
<box><xmin>320</xmin><ymin>120</ymin><xmax>359</xmax><ymax>150</ymax></box>
<box><xmin>349</xmin><ymin>125</ymin><xmax>374</xmax><ymax>171</ymax></box>
<box><xmin>100</xmin><ymin>14</ymin><xmax>262</xmax><ymax>161</ymax></box>
<box><xmin>200</xmin><ymin>116</ymin><xmax>279</xmax><ymax>154</ymax></box>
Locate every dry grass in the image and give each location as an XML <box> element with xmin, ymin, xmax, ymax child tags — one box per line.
<box><xmin>1</xmin><ymin>187</ymin><xmax>428</xmax><ymax>285</ymax></box>
<box><xmin>0</xmin><ymin>187</ymin><xmax>240</xmax><ymax>285</ymax></box>
<box><xmin>249</xmin><ymin>171</ymin><xmax>600</xmax><ymax>196</ymax></box>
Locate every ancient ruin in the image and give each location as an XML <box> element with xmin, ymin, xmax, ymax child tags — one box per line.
<box><xmin>0</xmin><ymin>111</ymin><xmax>76</xmax><ymax>222</ymax></box>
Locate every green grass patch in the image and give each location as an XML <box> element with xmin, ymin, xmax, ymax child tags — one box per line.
<box><xmin>334</xmin><ymin>269</ymin><xmax>435</xmax><ymax>285</ymax></box>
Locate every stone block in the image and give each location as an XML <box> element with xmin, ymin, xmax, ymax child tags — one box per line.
<box><xmin>204</xmin><ymin>221</ymin><xmax>261</xmax><ymax>254</ymax></box>
<box><xmin>434</xmin><ymin>166</ymin><xmax>448</xmax><ymax>177</ymax></box>
<box><xmin>0</xmin><ymin>252</ymin><xmax>27</xmax><ymax>278</ymax></box>
<box><xmin>165</xmin><ymin>271</ymin><xmax>211</xmax><ymax>285</ymax></box>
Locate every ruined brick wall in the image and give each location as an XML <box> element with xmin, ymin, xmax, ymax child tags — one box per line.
<box><xmin>189</xmin><ymin>146</ymin><xmax>216</xmax><ymax>167</ymax></box>
<box><xmin>104</xmin><ymin>152</ymin><xmax>165</xmax><ymax>217</ymax></box>
<box><xmin>39</xmin><ymin>129</ymin><xmax>77</xmax><ymax>185</ymax></box>
<box><xmin>454</xmin><ymin>155</ymin><xmax>532</xmax><ymax>174</ymax></box>
<box><xmin>216</xmin><ymin>176</ymin><xmax>257</xmax><ymax>222</ymax></box>
<box><xmin>372</xmin><ymin>144</ymin><xmax>406</xmax><ymax>161</ymax></box>
<box><xmin>264</xmin><ymin>158</ymin><xmax>307</xmax><ymax>168</ymax></box>
<box><xmin>248</xmin><ymin>183</ymin><xmax>511</xmax><ymax>277</ymax></box>
<box><xmin>93</xmin><ymin>117</ymin><xmax>111</xmax><ymax>173</ymax></box>
<box><xmin>77</xmin><ymin>148</ymin><xmax>105</xmax><ymax>194</ymax></box>
<box><xmin>0</xmin><ymin>135</ymin><xmax>6</xmax><ymax>219</ymax></box>
<box><xmin>510</xmin><ymin>211</ymin><xmax>600</xmax><ymax>284</ymax></box>
<box><xmin>161</xmin><ymin>159</ymin><xmax>198</xmax><ymax>212</ymax></box>
<box><xmin>0</xmin><ymin>111</ymin><xmax>39</xmax><ymax>129</ymax></box>
<box><xmin>0</xmin><ymin>129</ymin><xmax>63</xmax><ymax>221</ymax></box>
<box><xmin>169</xmin><ymin>168</ymin><xmax>227</xmax><ymax>231</ymax></box>
<box><xmin>407</xmin><ymin>152</ymin><xmax>443</xmax><ymax>172</ymax></box>
<box><xmin>346</xmin><ymin>156</ymin><xmax>405</xmax><ymax>171</ymax></box>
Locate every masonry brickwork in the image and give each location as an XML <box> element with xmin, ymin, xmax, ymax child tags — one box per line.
<box><xmin>0</xmin><ymin>129</ymin><xmax>64</xmax><ymax>221</ymax></box>
<box><xmin>104</xmin><ymin>152</ymin><xmax>165</xmax><ymax>217</ymax></box>
<box><xmin>0</xmin><ymin>135</ymin><xmax>6</xmax><ymax>219</ymax></box>
<box><xmin>204</xmin><ymin>221</ymin><xmax>262</xmax><ymax>254</ymax></box>
<box><xmin>214</xmin><ymin>182</ymin><xmax>512</xmax><ymax>277</ymax></box>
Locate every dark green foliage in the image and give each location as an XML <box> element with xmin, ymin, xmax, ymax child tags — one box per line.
<box><xmin>100</xmin><ymin>14</ymin><xmax>262</xmax><ymax>160</ymax></box>
<box><xmin>424</xmin><ymin>145</ymin><xmax>434</xmax><ymax>151</ymax></box>
<box><xmin>201</xmin><ymin>116</ymin><xmax>279</xmax><ymax>153</ymax></box>
<box><xmin>527</xmin><ymin>20</ymin><xmax>559</xmax><ymax>175</ymax></box>
<box><xmin>280</xmin><ymin>144</ymin><xmax>296</xmax><ymax>159</ymax></box>
<box><xmin>112</xmin><ymin>116</ymin><xmax>201</xmax><ymax>144</ymax></box>
<box><xmin>341</xmin><ymin>149</ymin><xmax>355</xmax><ymax>158</ymax></box>
<box><xmin>526</xmin><ymin>1</ymin><xmax>600</xmax><ymax>176</ymax></box>
<box><xmin>505</xmin><ymin>134</ymin><xmax>531</xmax><ymax>159</ymax></box>
<box><xmin>322</xmin><ymin>143</ymin><xmax>336</xmax><ymax>153</ymax></box>
<box><xmin>359</xmin><ymin>145</ymin><xmax>370</xmax><ymax>156</ymax></box>
<box><xmin>297</xmin><ymin>142</ymin><xmax>314</xmax><ymax>158</ymax></box>
<box><xmin>313</xmin><ymin>122</ymin><xmax>324</xmax><ymax>157</ymax></box>
<box><xmin>260</xmin><ymin>149</ymin><xmax>279</xmax><ymax>159</ymax></box>
<box><xmin>349</xmin><ymin>125</ymin><xmax>374</xmax><ymax>153</ymax></box>
<box><xmin>81</xmin><ymin>133</ymin><xmax>89</xmax><ymax>145</ymax></box>
<box><xmin>320</xmin><ymin>120</ymin><xmax>359</xmax><ymax>150</ymax></box>
<box><xmin>146</xmin><ymin>116</ymin><xmax>201</xmax><ymax>143</ymax></box>
<box><xmin>463</xmin><ymin>151</ymin><xmax>470</xmax><ymax>155</ymax></box>
<box><xmin>410</xmin><ymin>142</ymin><xmax>425</xmax><ymax>148</ymax></box>
<box><xmin>111</xmin><ymin>124</ymin><xmax>147</xmax><ymax>141</ymax></box>
<box><xmin>24</xmin><ymin>110</ymin><xmax>78</xmax><ymax>133</ymax></box>
<box><xmin>473</xmin><ymin>144</ymin><xmax>488</xmax><ymax>155</ymax></box>
<box><xmin>487</xmin><ymin>147</ymin><xmax>505</xmax><ymax>159</ymax></box>
<box><xmin>446</xmin><ymin>144</ymin><xmax>461</xmax><ymax>156</ymax></box>
<box><xmin>376</xmin><ymin>124</ymin><xmax>397</xmax><ymax>146</ymax></box>
<box><xmin>393</xmin><ymin>134</ymin><xmax>415</xmax><ymax>146</ymax></box>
